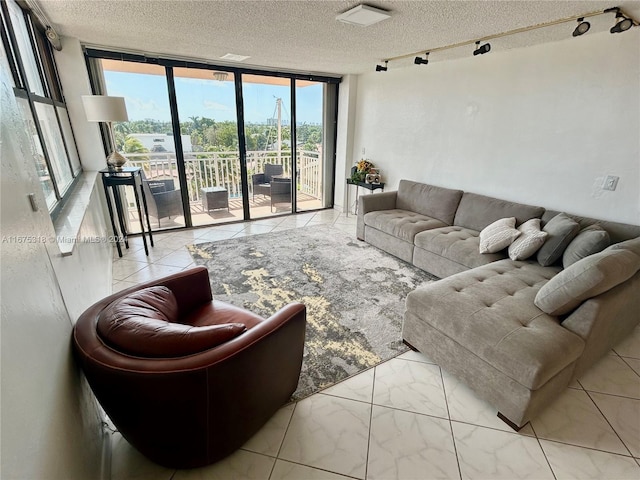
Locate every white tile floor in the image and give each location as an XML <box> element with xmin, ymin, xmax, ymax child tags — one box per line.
<box><xmin>110</xmin><ymin>210</ymin><xmax>640</xmax><ymax>480</ymax></box>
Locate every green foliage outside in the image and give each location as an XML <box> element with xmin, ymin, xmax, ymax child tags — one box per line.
<box><xmin>113</xmin><ymin>117</ymin><xmax>322</xmax><ymax>153</ymax></box>
<box><xmin>113</xmin><ymin>117</ymin><xmax>322</xmax><ymax>194</ymax></box>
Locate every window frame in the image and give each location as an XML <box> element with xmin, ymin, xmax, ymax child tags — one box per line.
<box><xmin>1</xmin><ymin>0</ymin><xmax>82</xmax><ymax>219</ymax></box>
<box><xmin>86</xmin><ymin>48</ymin><xmax>340</xmax><ymax>228</ymax></box>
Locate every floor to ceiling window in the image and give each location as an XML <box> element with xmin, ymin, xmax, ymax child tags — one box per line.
<box><xmin>86</xmin><ymin>49</ymin><xmax>339</xmax><ymax>231</ymax></box>
<box><xmin>295</xmin><ymin>80</ymin><xmax>332</xmax><ymax>212</ymax></box>
<box><xmin>173</xmin><ymin>67</ymin><xmax>241</xmax><ymax>227</ymax></box>
<box><xmin>242</xmin><ymin>74</ymin><xmax>293</xmax><ymax>219</ymax></box>
<box><xmin>99</xmin><ymin>59</ymin><xmax>186</xmax><ymax>232</ymax></box>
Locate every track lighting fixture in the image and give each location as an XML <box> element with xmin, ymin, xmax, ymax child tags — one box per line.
<box><xmin>572</xmin><ymin>18</ymin><xmax>591</xmax><ymax>37</ymax></box>
<box><xmin>414</xmin><ymin>52</ymin><xmax>429</xmax><ymax>65</ymax></box>
<box><xmin>376</xmin><ymin>7</ymin><xmax>637</xmax><ymax>71</ymax></box>
<box><xmin>375</xmin><ymin>61</ymin><xmax>388</xmax><ymax>72</ymax></box>
<box><xmin>473</xmin><ymin>41</ymin><xmax>491</xmax><ymax>56</ymax></box>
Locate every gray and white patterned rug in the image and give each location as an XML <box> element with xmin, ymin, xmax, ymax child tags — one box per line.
<box><xmin>187</xmin><ymin>225</ymin><xmax>437</xmax><ymax>400</ymax></box>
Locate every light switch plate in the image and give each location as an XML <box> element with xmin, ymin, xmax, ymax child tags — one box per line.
<box><xmin>602</xmin><ymin>175</ymin><xmax>619</xmax><ymax>191</ymax></box>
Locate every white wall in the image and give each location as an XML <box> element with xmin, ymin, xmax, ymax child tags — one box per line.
<box><xmin>334</xmin><ymin>74</ymin><xmax>358</xmax><ymax>212</ymax></box>
<box><xmin>347</xmin><ymin>31</ymin><xmax>640</xmax><ymax>225</ymax></box>
<box><xmin>0</xmin><ymin>44</ymin><xmax>110</xmax><ymax>479</ymax></box>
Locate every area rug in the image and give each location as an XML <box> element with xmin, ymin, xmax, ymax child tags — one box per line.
<box><xmin>187</xmin><ymin>225</ymin><xmax>437</xmax><ymax>400</ymax></box>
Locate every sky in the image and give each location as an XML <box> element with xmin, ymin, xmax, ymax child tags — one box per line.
<box><xmin>104</xmin><ymin>70</ymin><xmax>323</xmax><ymax>125</ymax></box>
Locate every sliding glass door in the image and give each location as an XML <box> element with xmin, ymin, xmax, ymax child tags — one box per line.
<box><xmin>295</xmin><ymin>80</ymin><xmax>325</xmax><ymax>212</ymax></box>
<box><xmin>173</xmin><ymin>67</ymin><xmax>240</xmax><ymax>226</ymax></box>
<box><xmin>100</xmin><ymin>59</ymin><xmax>186</xmax><ymax>232</ymax></box>
<box><xmin>89</xmin><ymin>50</ymin><xmax>338</xmax><ymax>231</ymax></box>
<box><xmin>242</xmin><ymin>74</ymin><xmax>293</xmax><ymax>219</ymax></box>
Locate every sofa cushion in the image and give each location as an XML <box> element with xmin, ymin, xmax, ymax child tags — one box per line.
<box><xmin>562</xmin><ymin>225</ymin><xmax>610</xmax><ymax>268</ymax></box>
<box><xmin>405</xmin><ymin>260</ymin><xmax>582</xmax><ymax>390</ymax></box>
<box><xmin>537</xmin><ymin>213</ymin><xmax>581</xmax><ymax>267</ymax></box>
<box><xmin>534</xmin><ymin>247</ymin><xmax>640</xmax><ymax>316</ymax></box>
<box><xmin>364</xmin><ymin>209</ymin><xmax>448</xmax><ymax>243</ymax></box>
<box><xmin>396</xmin><ymin>180</ymin><xmax>463</xmax><ymax>224</ymax></box>
<box><xmin>609</xmin><ymin>236</ymin><xmax>640</xmax><ymax>256</ymax></box>
<box><xmin>479</xmin><ymin>217</ymin><xmax>521</xmax><ymax>254</ymax></box>
<box><xmin>542</xmin><ymin>210</ymin><xmax>640</xmax><ymax>244</ymax></box>
<box><xmin>98</xmin><ymin>286</ymin><xmax>247</xmax><ymax>357</ymax></box>
<box><xmin>453</xmin><ymin>192</ymin><xmax>544</xmax><ymax>232</ymax></box>
<box><xmin>508</xmin><ymin>218</ymin><xmax>548</xmax><ymax>261</ymax></box>
<box><xmin>414</xmin><ymin>226</ymin><xmax>507</xmax><ymax>270</ymax></box>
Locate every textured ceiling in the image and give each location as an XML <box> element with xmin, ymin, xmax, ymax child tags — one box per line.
<box><xmin>37</xmin><ymin>0</ymin><xmax>640</xmax><ymax>75</ymax></box>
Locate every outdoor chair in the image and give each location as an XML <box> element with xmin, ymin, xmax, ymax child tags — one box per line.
<box><xmin>270</xmin><ymin>177</ymin><xmax>292</xmax><ymax>212</ymax></box>
<box><xmin>72</xmin><ymin>266</ymin><xmax>307</xmax><ymax>469</ymax></box>
<box><xmin>252</xmin><ymin>163</ymin><xmax>284</xmax><ymax>200</ymax></box>
<box><xmin>141</xmin><ymin>177</ymin><xmax>182</xmax><ymax>228</ymax></box>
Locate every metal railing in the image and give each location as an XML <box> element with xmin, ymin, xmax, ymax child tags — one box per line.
<box><xmin>124</xmin><ymin>150</ymin><xmax>322</xmax><ymax>204</ymax></box>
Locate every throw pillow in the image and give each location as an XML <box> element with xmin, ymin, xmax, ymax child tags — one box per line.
<box><xmin>508</xmin><ymin>218</ymin><xmax>548</xmax><ymax>261</ymax></box>
<box><xmin>536</xmin><ymin>213</ymin><xmax>581</xmax><ymax>267</ymax></box>
<box><xmin>98</xmin><ymin>286</ymin><xmax>247</xmax><ymax>357</ymax></box>
<box><xmin>534</xmin><ymin>248</ymin><xmax>640</xmax><ymax>316</ymax></box>
<box><xmin>479</xmin><ymin>217</ymin><xmax>521</xmax><ymax>254</ymax></box>
<box><xmin>562</xmin><ymin>225</ymin><xmax>610</xmax><ymax>268</ymax></box>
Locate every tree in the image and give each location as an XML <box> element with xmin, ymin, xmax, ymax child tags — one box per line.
<box><xmin>123</xmin><ymin>136</ymin><xmax>149</xmax><ymax>160</ymax></box>
<box><xmin>123</xmin><ymin>136</ymin><xmax>147</xmax><ymax>153</ymax></box>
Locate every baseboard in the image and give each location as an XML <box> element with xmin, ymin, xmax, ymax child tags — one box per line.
<box><xmin>100</xmin><ymin>428</ymin><xmax>112</xmax><ymax>480</ymax></box>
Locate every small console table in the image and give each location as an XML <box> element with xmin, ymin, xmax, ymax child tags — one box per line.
<box><xmin>100</xmin><ymin>167</ymin><xmax>154</xmax><ymax>257</ymax></box>
<box><xmin>346</xmin><ymin>179</ymin><xmax>385</xmax><ymax>216</ymax></box>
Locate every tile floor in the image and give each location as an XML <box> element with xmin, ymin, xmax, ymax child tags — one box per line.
<box><xmin>110</xmin><ymin>210</ymin><xmax>640</xmax><ymax>480</ymax></box>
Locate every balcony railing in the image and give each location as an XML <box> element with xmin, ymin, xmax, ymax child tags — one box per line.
<box><xmin>124</xmin><ymin>150</ymin><xmax>322</xmax><ymax>204</ymax></box>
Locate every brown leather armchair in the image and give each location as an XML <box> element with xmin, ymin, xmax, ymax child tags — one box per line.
<box><xmin>73</xmin><ymin>266</ymin><xmax>306</xmax><ymax>469</ymax></box>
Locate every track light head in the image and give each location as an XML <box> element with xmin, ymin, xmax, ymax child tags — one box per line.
<box><xmin>605</xmin><ymin>7</ymin><xmax>635</xmax><ymax>34</ymax></box>
<box><xmin>473</xmin><ymin>41</ymin><xmax>491</xmax><ymax>56</ymax></box>
<box><xmin>414</xmin><ymin>52</ymin><xmax>429</xmax><ymax>65</ymax></box>
<box><xmin>375</xmin><ymin>61</ymin><xmax>388</xmax><ymax>72</ymax></box>
<box><xmin>610</xmin><ymin>15</ymin><xmax>634</xmax><ymax>33</ymax></box>
<box><xmin>572</xmin><ymin>18</ymin><xmax>591</xmax><ymax>37</ymax></box>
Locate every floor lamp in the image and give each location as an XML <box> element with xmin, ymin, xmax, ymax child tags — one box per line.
<box><xmin>82</xmin><ymin>95</ymin><xmax>129</xmax><ymax>170</ymax></box>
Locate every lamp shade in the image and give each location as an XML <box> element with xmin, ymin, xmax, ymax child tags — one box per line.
<box><xmin>81</xmin><ymin>95</ymin><xmax>129</xmax><ymax>122</ymax></box>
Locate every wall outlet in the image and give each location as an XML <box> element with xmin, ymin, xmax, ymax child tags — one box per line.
<box><xmin>361</xmin><ymin>147</ymin><xmax>366</xmax><ymax>155</ymax></box>
<box><xmin>602</xmin><ymin>175</ymin><xmax>619</xmax><ymax>191</ymax></box>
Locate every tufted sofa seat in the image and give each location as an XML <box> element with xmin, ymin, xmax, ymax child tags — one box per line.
<box><xmin>413</xmin><ymin>225</ymin><xmax>506</xmax><ymax>276</ymax></box>
<box><xmin>404</xmin><ymin>260</ymin><xmax>587</xmax><ymax>426</ymax></box>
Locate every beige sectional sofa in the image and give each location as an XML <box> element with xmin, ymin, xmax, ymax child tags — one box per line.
<box><xmin>357</xmin><ymin>179</ymin><xmax>640</xmax><ymax>428</ymax></box>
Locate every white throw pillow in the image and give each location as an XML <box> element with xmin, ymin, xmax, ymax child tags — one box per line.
<box><xmin>508</xmin><ymin>218</ymin><xmax>548</xmax><ymax>261</ymax></box>
<box><xmin>479</xmin><ymin>217</ymin><xmax>521</xmax><ymax>254</ymax></box>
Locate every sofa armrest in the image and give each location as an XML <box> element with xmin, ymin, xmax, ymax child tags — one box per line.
<box><xmin>562</xmin><ymin>270</ymin><xmax>640</xmax><ymax>379</ymax></box>
<box><xmin>359</xmin><ymin>190</ymin><xmax>398</xmax><ymax>214</ymax></box>
<box><xmin>357</xmin><ymin>190</ymin><xmax>398</xmax><ymax>240</ymax></box>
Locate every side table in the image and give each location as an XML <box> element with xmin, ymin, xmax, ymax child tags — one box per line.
<box><xmin>346</xmin><ymin>179</ymin><xmax>385</xmax><ymax>216</ymax></box>
<box><xmin>201</xmin><ymin>186</ymin><xmax>229</xmax><ymax>212</ymax></box>
<box><xmin>100</xmin><ymin>167</ymin><xmax>154</xmax><ymax>257</ymax></box>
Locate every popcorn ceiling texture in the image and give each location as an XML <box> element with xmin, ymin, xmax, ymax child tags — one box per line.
<box><xmin>40</xmin><ymin>0</ymin><xmax>640</xmax><ymax>75</ymax></box>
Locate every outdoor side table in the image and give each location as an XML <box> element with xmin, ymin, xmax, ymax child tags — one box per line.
<box><xmin>100</xmin><ymin>167</ymin><xmax>154</xmax><ymax>257</ymax></box>
<box><xmin>201</xmin><ymin>186</ymin><xmax>229</xmax><ymax>212</ymax></box>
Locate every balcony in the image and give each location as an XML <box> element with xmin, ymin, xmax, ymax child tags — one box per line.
<box><xmin>123</xmin><ymin>149</ymin><xmax>323</xmax><ymax>229</ymax></box>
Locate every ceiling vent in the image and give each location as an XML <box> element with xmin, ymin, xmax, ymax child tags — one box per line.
<box><xmin>220</xmin><ymin>53</ymin><xmax>250</xmax><ymax>62</ymax></box>
<box><xmin>336</xmin><ymin>4</ymin><xmax>391</xmax><ymax>27</ymax></box>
